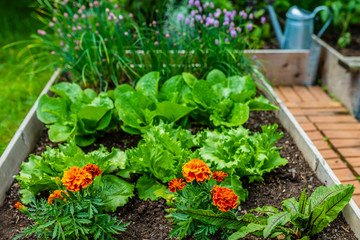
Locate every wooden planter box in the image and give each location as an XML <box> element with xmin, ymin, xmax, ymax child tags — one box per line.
<box><xmin>316</xmin><ymin>38</ymin><xmax>360</xmax><ymax>118</ymax></box>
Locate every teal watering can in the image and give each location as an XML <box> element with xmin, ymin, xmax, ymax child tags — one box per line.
<box><xmin>267</xmin><ymin>5</ymin><xmax>332</xmax><ymax>49</ymax></box>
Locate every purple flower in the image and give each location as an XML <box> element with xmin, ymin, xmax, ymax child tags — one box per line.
<box><xmin>77</xmin><ymin>26</ymin><xmax>82</xmax><ymax>30</ymax></box>
<box><xmin>37</xmin><ymin>29</ymin><xmax>46</xmax><ymax>35</ymax></box>
<box><xmin>214</xmin><ymin>11</ymin><xmax>221</xmax><ymax>18</ymax></box>
<box><xmin>210</xmin><ymin>2</ymin><xmax>214</xmax><ymax>8</ymax></box>
<box><xmin>230</xmin><ymin>30</ymin><xmax>237</xmax><ymax>38</ymax></box>
<box><xmin>225</xmin><ymin>38</ymin><xmax>229</xmax><ymax>43</ymax></box>
<box><xmin>253</xmin><ymin>55</ymin><xmax>257</xmax><ymax>60</ymax></box>
<box><xmin>246</xmin><ymin>23</ymin><xmax>253</xmax><ymax>31</ymax></box>
<box><xmin>129</xmin><ymin>13</ymin><xmax>133</xmax><ymax>18</ymax></box>
<box><xmin>195</xmin><ymin>0</ymin><xmax>200</xmax><ymax>7</ymax></box>
<box><xmin>75</xmin><ymin>46</ymin><xmax>79</xmax><ymax>50</ymax></box>
<box><xmin>119</xmin><ymin>15</ymin><xmax>124</xmax><ymax>20</ymax></box>
<box><xmin>237</xmin><ymin>27</ymin><xmax>242</xmax><ymax>32</ymax></box>
<box><xmin>72</xmin><ymin>26</ymin><xmax>76</xmax><ymax>31</ymax></box>
<box><xmin>52</xmin><ymin>17</ymin><xmax>57</xmax><ymax>22</ymax></box>
<box><xmin>195</xmin><ymin>15</ymin><xmax>202</xmax><ymax>21</ymax></box>
<box><xmin>261</xmin><ymin>16</ymin><xmax>266</xmax><ymax>24</ymax></box>
<box><xmin>191</xmin><ymin>10</ymin><xmax>196</xmax><ymax>17</ymax></box>
<box><xmin>165</xmin><ymin>33</ymin><xmax>170</xmax><ymax>38</ymax></box>
<box><xmin>249</xmin><ymin>13</ymin><xmax>254</xmax><ymax>19</ymax></box>
<box><xmin>49</xmin><ymin>22</ymin><xmax>54</xmax><ymax>27</ymax></box>
<box><xmin>105</xmin><ymin>8</ymin><xmax>109</xmax><ymax>13</ymax></box>
<box><xmin>198</xmin><ymin>6</ymin><xmax>202</xmax><ymax>12</ymax></box>
<box><xmin>60</xmin><ymin>41</ymin><xmax>64</xmax><ymax>47</ymax></box>
<box><xmin>215</xmin><ymin>39</ymin><xmax>219</xmax><ymax>45</ymax></box>
<box><xmin>51</xmin><ymin>51</ymin><xmax>56</xmax><ymax>55</ymax></box>
<box><xmin>124</xmin><ymin>32</ymin><xmax>128</xmax><ymax>36</ymax></box>
<box><xmin>189</xmin><ymin>0</ymin><xmax>194</xmax><ymax>6</ymax></box>
<box><xmin>213</xmin><ymin>20</ymin><xmax>219</xmax><ymax>28</ymax></box>
<box><xmin>114</xmin><ymin>4</ymin><xmax>119</xmax><ymax>8</ymax></box>
<box><xmin>64</xmin><ymin>12</ymin><xmax>68</xmax><ymax>18</ymax></box>
<box><xmin>178</xmin><ymin>14</ymin><xmax>183</xmax><ymax>21</ymax></box>
<box><xmin>154</xmin><ymin>41</ymin><xmax>159</xmax><ymax>46</ymax></box>
<box><xmin>73</xmin><ymin>14</ymin><xmax>79</xmax><ymax>19</ymax></box>
<box><xmin>185</xmin><ymin>18</ymin><xmax>190</xmax><ymax>24</ymax></box>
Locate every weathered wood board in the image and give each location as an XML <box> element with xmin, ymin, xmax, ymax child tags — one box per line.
<box><xmin>0</xmin><ymin>69</ymin><xmax>61</xmax><ymax>205</ymax></box>
<box><xmin>245</xmin><ymin>49</ymin><xmax>309</xmax><ymax>85</ymax></box>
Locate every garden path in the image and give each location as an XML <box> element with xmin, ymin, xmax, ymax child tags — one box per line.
<box><xmin>274</xmin><ymin>85</ymin><xmax>360</xmax><ymax>206</ymax></box>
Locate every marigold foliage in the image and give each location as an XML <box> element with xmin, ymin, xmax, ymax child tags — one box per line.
<box><xmin>169</xmin><ymin>178</ymin><xmax>186</xmax><ymax>193</ymax></box>
<box><xmin>212</xmin><ymin>171</ymin><xmax>228</xmax><ymax>182</ymax></box>
<box><xmin>182</xmin><ymin>159</ymin><xmax>212</xmax><ymax>182</ymax></box>
<box><xmin>61</xmin><ymin>166</ymin><xmax>93</xmax><ymax>192</ymax></box>
<box><xmin>82</xmin><ymin>163</ymin><xmax>102</xmax><ymax>178</ymax></box>
<box><xmin>212</xmin><ymin>185</ymin><xmax>238</xmax><ymax>212</ymax></box>
<box><xmin>48</xmin><ymin>190</ymin><xmax>69</xmax><ymax>204</ymax></box>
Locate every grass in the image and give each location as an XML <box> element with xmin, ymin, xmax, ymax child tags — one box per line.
<box><xmin>0</xmin><ymin>1</ymin><xmax>52</xmax><ymax>155</ymax></box>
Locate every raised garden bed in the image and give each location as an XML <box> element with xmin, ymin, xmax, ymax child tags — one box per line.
<box><xmin>0</xmin><ymin>69</ymin><xmax>359</xmax><ymax>239</ymax></box>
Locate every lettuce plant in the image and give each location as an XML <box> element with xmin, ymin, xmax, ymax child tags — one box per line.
<box><xmin>114</xmin><ymin>72</ymin><xmax>194</xmax><ymax>134</ymax></box>
<box><xmin>37</xmin><ymin>82</ymin><xmax>117</xmax><ymax>146</ymax></box>
<box><xmin>16</xmin><ymin>141</ymin><xmax>133</xmax><ymax>211</ymax></box>
<box><xmin>183</xmin><ymin>69</ymin><xmax>278</xmax><ymax>127</ymax></box>
<box><xmin>198</xmin><ymin>124</ymin><xmax>287</xmax><ymax>183</ymax></box>
<box><xmin>185</xmin><ymin>184</ymin><xmax>354</xmax><ymax>240</ymax></box>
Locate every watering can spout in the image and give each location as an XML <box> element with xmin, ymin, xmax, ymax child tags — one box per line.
<box><xmin>267</xmin><ymin>5</ymin><xmax>284</xmax><ymax>48</ymax></box>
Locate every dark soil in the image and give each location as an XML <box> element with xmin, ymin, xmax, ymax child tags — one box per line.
<box><xmin>0</xmin><ymin>111</ymin><xmax>357</xmax><ymax>240</ymax></box>
<box><xmin>322</xmin><ymin>26</ymin><xmax>360</xmax><ymax>56</ymax></box>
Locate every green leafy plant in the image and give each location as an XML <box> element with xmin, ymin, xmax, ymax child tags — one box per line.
<box><xmin>185</xmin><ymin>184</ymin><xmax>354</xmax><ymax>240</ymax></box>
<box><xmin>198</xmin><ymin>124</ymin><xmax>287</xmax><ymax>183</ymax></box>
<box><xmin>114</xmin><ymin>72</ymin><xmax>194</xmax><ymax>134</ymax></box>
<box><xmin>166</xmin><ymin>159</ymin><xmax>240</xmax><ymax>239</ymax></box>
<box><xmin>16</xmin><ymin>141</ymin><xmax>134</xmax><ymax>211</ymax></box>
<box><xmin>15</xmin><ymin>169</ymin><xmax>129</xmax><ymax>240</ymax></box>
<box><xmin>183</xmin><ymin>69</ymin><xmax>278</xmax><ymax>127</ymax></box>
<box><xmin>37</xmin><ymin>82</ymin><xmax>117</xmax><ymax>146</ymax></box>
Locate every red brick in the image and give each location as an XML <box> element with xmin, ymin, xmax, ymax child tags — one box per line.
<box><xmin>323</xmin><ymin>130</ymin><xmax>360</xmax><ymax>139</ymax></box>
<box><xmin>338</xmin><ymin>148</ymin><xmax>360</xmax><ymax>158</ymax></box>
<box><xmin>300</xmin><ymin>122</ymin><xmax>317</xmax><ymax>132</ymax></box>
<box><xmin>315</xmin><ymin>123</ymin><xmax>360</xmax><ymax>130</ymax></box>
<box><xmin>319</xmin><ymin>149</ymin><xmax>339</xmax><ymax>159</ymax></box>
<box><xmin>300</xmin><ymin>108</ymin><xmax>347</xmax><ymax>116</ymax></box>
<box><xmin>306</xmin><ymin>131</ymin><xmax>324</xmax><ymax>141</ymax></box>
<box><xmin>289</xmin><ymin>108</ymin><xmax>304</xmax><ymax>116</ymax></box>
<box><xmin>308</xmin><ymin>115</ymin><xmax>357</xmax><ymax>123</ymax></box>
<box><xmin>326</xmin><ymin>159</ymin><xmax>348</xmax><ymax>169</ymax></box>
<box><xmin>296</xmin><ymin>102</ymin><xmax>343</xmax><ymax>109</ymax></box>
<box><xmin>307</xmin><ymin>86</ymin><xmax>333</xmax><ymax>102</ymax></box>
<box><xmin>284</xmin><ymin>102</ymin><xmax>299</xmax><ymax>108</ymax></box>
<box><xmin>274</xmin><ymin>88</ymin><xmax>287</xmax><ymax>102</ymax></box>
<box><xmin>312</xmin><ymin>140</ymin><xmax>330</xmax><ymax>150</ymax></box>
<box><xmin>330</xmin><ymin>139</ymin><xmax>360</xmax><ymax>148</ymax></box>
<box><xmin>346</xmin><ymin>158</ymin><xmax>360</xmax><ymax>167</ymax></box>
<box><xmin>342</xmin><ymin>180</ymin><xmax>360</xmax><ymax>195</ymax></box>
<box><xmin>333</xmin><ymin>168</ymin><xmax>357</xmax><ymax>181</ymax></box>
<box><xmin>278</xmin><ymin>86</ymin><xmax>302</xmax><ymax>102</ymax></box>
<box><xmin>292</xmin><ymin>86</ymin><xmax>317</xmax><ymax>102</ymax></box>
<box><xmin>353</xmin><ymin>167</ymin><xmax>360</xmax><ymax>176</ymax></box>
<box><xmin>295</xmin><ymin>116</ymin><xmax>309</xmax><ymax>123</ymax></box>
<box><xmin>352</xmin><ymin>195</ymin><xmax>360</xmax><ymax>207</ymax></box>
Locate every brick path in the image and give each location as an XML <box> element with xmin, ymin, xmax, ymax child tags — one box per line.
<box><xmin>274</xmin><ymin>86</ymin><xmax>360</xmax><ymax>206</ymax></box>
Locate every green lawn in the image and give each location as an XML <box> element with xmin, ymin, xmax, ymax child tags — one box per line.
<box><xmin>0</xmin><ymin>1</ymin><xmax>52</xmax><ymax>155</ymax></box>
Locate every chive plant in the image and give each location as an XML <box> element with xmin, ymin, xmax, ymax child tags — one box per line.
<box><xmin>23</xmin><ymin>0</ymin><xmax>269</xmax><ymax>91</ymax></box>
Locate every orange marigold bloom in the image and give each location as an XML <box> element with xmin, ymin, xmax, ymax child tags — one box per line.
<box><xmin>212</xmin><ymin>185</ymin><xmax>238</xmax><ymax>212</ymax></box>
<box><xmin>182</xmin><ymin>159</ymin><xmax>212</xmax><ymax>182</ymax></box>
<box><xmin>169</xmin><ymin>178</ymin><xmax>186</xmax><ymax>193</ymax></box>
<box><xmin>48</xmin><ymin>190</ymin><xmax>70</xmax><ymax>204</ymax></box>
<box><xmin>61</xmin><ymin>166</ymin><xmax>93</xmax><ymax>192</ymax></box>
<box><xmin>82</xmin><ymin>163</ymin><xmax>102</xmax><ymax>178</ymax></box>
<box><xmin>212</xmin><ymin>171</ymin><xmax>228</xmax><ymax>182</ymax></box>
<box><xmin>14</xmin><ymin>201</ymin><xmax>24</xmax><ymax>210</ymax></box>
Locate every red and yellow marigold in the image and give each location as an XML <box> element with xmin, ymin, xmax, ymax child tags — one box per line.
<box><xmin>182</xmin><ymin>159</ymin><xmax>212</xmax><ymax>183</ymax></box>
<box><xmin>82</xmin><ymin>163</ymin><xmax>102</xmax><ymax>179</ymax></box>
<box><xmin>169</xmin><ymin>178</ymin><xmax>186</xmax><ymax>193</ymax></box>
<box><xmin>48</xmin><ymin>190</ymin><xmax>70</xmax><ymax>204</ymax></box>
<box><xmin>212</xmin><ymin>171</ymin><xmax>228</xmax><ymax>182</ymax></box>
<box><xmin>212</xmin><ymin>185</ymin><xmax>238</xmax><ymax>212</ymax></box>
<box><xmin>61</xmin><ymin>166</ymin><xmax>93</xmax><ymax>192</ymax></box>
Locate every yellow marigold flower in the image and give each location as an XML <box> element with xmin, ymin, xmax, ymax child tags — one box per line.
<box><xmin>61</xmin><ymin>166</ymin><xmax>93</xmax><ymax>192</ymax></box>
<box><xmin>212</xmin><ymin>185</ymin><xmax>238</xmax><ymax>212</ymax></box>
<box><xmin>48</xmin><ymin>190</ymin><xmax>70</xmax><ymax>204</ymax></box>
<box><xmin>82</xmin><ymin>163</ymin><xmax>102</xmax><ymax>179</ymax></box>
<box><xmin>212</xmin><ymin>171</ymin><xmax>228</xmax><ymax>182</ymax></box>
<box><xmin>182</xmin><ymin>159</ymin><xmax>212</xmax><ymax>183</ymax></box>
<box><xmin>169</xmin><ymin>178</ymin><xmax>186</xmax><ymax>193</ymax></box>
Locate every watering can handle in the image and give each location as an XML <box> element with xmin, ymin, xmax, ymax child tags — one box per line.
<box><xmin>312</xmin><ymin>6</ymin><xmax>332</xmax><ymax>39</ymax></box>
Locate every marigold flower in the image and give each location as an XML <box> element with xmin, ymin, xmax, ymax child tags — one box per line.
<box><xmin>61</xmin><ymin>166</ymin><xmax>93</xmax><ymax>192</ymax></box>
<box><xmin>182</xmin><ymin>159</ymin><xmax>212</xmax><ymax>183</ymax></box>
<box><xmin>14</xmin><ymin>201</ymin><xmax>30</xmax><ymax>216</ymax></box>
<box><xmin>212</xmin><ymin>185</ymin><xmax>238</xmax><ymax>212</ymax></box>
<box><xmin>48</xmin><ymin>190</ymin><xmax>70</xmax><ymax>204</ymax></box>
<box><xmin>15</xmin><ymin>202</ymin><xmax>24</xmax><ymax>210</ymax></box>
<box><xmin>82</xmin><ymin>163</ymin><xmax>102</xmax><ymax>178</ymax></box>
<box><xmin>212</xmin><ymin>171</ymin><xmax>228</xmax><ymax>182</ymax></box>
<box><xmin>169</xmin><ymin>178</ymin><xmax>186</xmax><ymax>193</ymax></box>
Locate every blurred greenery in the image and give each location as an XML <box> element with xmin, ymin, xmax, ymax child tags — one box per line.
<box><xmin>0</xmin><ymin>0</ymin><xmax>52</xmax><ymax>155</ymax></box>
